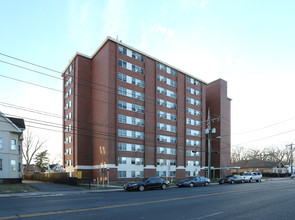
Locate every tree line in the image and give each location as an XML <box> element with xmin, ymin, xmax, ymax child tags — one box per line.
<box><xmin>231</xmin><ymin>145</ymin><xmax>294</xmax><ymax>165</ymax></box>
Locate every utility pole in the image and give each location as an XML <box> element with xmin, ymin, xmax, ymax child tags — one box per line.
<box><xmin>207</xmin><ymin>109</ymin><xmax>212</xmax><ymax>180</ymax></box>
<box><xmin>205</xmin><ymin>109</ymin><xmax>218</xmax><ymax>180</ymax></box>
<box><xmin>287</xmin><ymin>144</ymin><xmax>294</xmax><ymax>175</ymax></box>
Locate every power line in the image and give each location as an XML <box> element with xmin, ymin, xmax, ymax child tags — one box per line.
<box><xmin>0</xmin><ymin>52</ymin><xmax>62</xmax><ymax>74</ymax></box>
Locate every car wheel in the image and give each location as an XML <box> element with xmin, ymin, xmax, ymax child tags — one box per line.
<box><xmin>242</xmin><ymin>180</ymin><xmax>245</xmax><ymax>183</ymax></box>
<box><xmin>139</xmin><ymin>185</ymin><xmax>145</xmax><ymax>192</ymax></box>
<box><xmin>189</xmin><ymin>183</ymin><xmax>194</xmax><ymax>187</ymax></box>
<box><xmin>259</xmin><ymin>179</ymin><xmax>262</xmax><ymax>182</ymax></box>
<box><xmin>249</xmin><ymin>178</ymin><xmax>252</xmax><ymax>183</ymax></box>
<box><xmin>231</xmin><ymin>180</ymin><xmax>235</xmax><ymax>184</ymax></box>
<box><xmin>204</xmin><ymin>182</ymin><xmax>209</xmax><ymax>186</ymax></box>
<box><xmin>161</xmin><ymin>184</ymin><xmax>167</xmax><ymax>190</ymax></box>
<box><xmin>219</xmin><ymin>180</ymin><xmax>224</xmax><ymax>184</ymax></box>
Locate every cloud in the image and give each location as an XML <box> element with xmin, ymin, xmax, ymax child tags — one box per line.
<box><xmin>152</xmin><ymin>25</ymin><xmax>175</xmax><ymax>38</ymax></box>
<box><xmin>199</xmin><ymin>0</ymin><xmax>208</xmax><ymax>8</ymax></box>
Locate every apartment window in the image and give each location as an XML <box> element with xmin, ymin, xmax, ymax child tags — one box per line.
<box><xmin>118</xmin><ymin>143</ymin><xmax>144</xmax><ymax>152</ymax></box>
<box><xmin>187</xmin><ymin>87</ymin><xmax>201</xmax><ymax>96</ymax></box>
<box><xmin>65</xmin><ymin>76</ymin><xmax>73</xmax><ymax>87</ymax></box>
<box><xmin>11</xmin><ymin>139</ymin><xmax>17</xmax><ymax>151</ymax></box>
<box><xmin>118</xmin><ymin>157</ymin><xmax>127</xmax><ymax>164</ymax></box>
<box><xmin>118</xmin><ymin>114</ymin><xmax>144</xmax><ymax>126</ymax></box>
<box><xmin>18</xmin><ymin>145</ymin><xmax>21</xmax><ymax>155</ymax></box>
<box><xmin>156</xmin><ymin>171</ymin><xmax>167</xmax><ymax>177</ymax></box>
<box><xmin>118</xmin><ymin>100</ymin><xmax>144</xmax><ymax>114</ymax></box>
<box><xmin>157</xmin><ymin>135</ymin><xmax>176</xmax><ymax>144</ymax></box>
<box><xmin>157</xmin><ymin>123</ymin><xmax>176</xmax><ymax>133</ymax></box>
<box><xmin>11</xmin><ymin>160</ymin><xmax>16</xmax><ymax>171</ymax></box>
<box><xmin>186</xmin><ymin>118</ymin><xmax>201</xmax><ymax>126</ymax></box>
<box><xmin>186</xmin><ymin>108</ymin><xmax>201</xmax><ymax>117</ymax></box>
<box><xmin>157</xmin><ymin>111</ymin><xmax>177</xmax><ymax>121</ymax></box>
<box><xmin>157</xmin><ymin>75</ymin><xmax>176</xmax><ymax>87</ymax></box>
<box><xmin>0</xmin><ymin>159</ymin><xmax>2</xmax><ymax>170</ymax></box>
<box><xmin>65</xmin><ymin>63</ymin><xmax>74</xmax><ymax>75</ymax></box>
<box><xmin>65</xmin><ymin>99</ymin><xmax>73</xmax><ymax>110</ymax></box>
<box><xmin>157</xmin><ymin>63</ymin><xmax>176</xmax><ymax>76</ymax></box>
<box><xmin>118</xmin><ymin>129</ymin><xmax>144</xmax><ymax>140</ymax></box>
<box><xmin>131</xmin><ymin>171</ymin><xmax>144</xmax><ymax>178</ymax></box>
<box><xmin>187</xmin><ymin>129</ymin><xmax>201</xmax><ymax>137</ymax></box>
<box><xmin>186</xmin><ymin>150</ymin><xmax>201</xmax><ymax>157</ymax></box>
<box><xmin>118</xmin><ymin>73</ymin><xmax>144</xmax><ymax>88</ymax></box>
<box><xmin>186</xmin><ymin>76</ymin><xmax>200</xmax><ymax>86</ymax></box>
<box><xmin>64</xmin><ymin>136</ymin><xmax>72</xmax><ymax>144</ymax></box>
<box><xmin>170</xmin><ymin>171</ymin><xmax>176</xmax><ymax>177</ymax></box>
<box><xmin>118</xmin><ymin>59</ymin><xmax>144</xmax><ymax>75</ymax></box>
<box><xmin>118</xmin><ymin>46</ymin><xmax>144</xmax><ymax>62</ymax></box>
<box><xmin>186</xmin><ymin>97</ymin><xmax>201</xmax><ymax>107</ymax></box>
<box><xmin>65</xmin><ymin>124</ymin><xmax>73</xmax><ymax>133</ymax></box>
<box><xmin>65</xmin><ymin>87</ymin><xmax>73</xmax><ymax>98</ymax></box>
<box><xmin>157</xmin><ymin>99</ymin><xmax>176</xmax><ymax>110</ymax></box>
<box><xmin>118</xmin><ymin>86</ymin><xmax>144</xmax><ymax>101</ymax></box>
<box><xmin>118</xmin><ymin>171</ymin><xmax>127</xmax><ymax>178</ymax></box>
<box><xmin>65</xmin><ymin>112</ymin><xmax>73</xmax><ymax>121</ymax></box>
<box><xmin>131</xmin><ymin>158</ymin><xmax>144</xmax><ymax>165</ymax></box>
<box><xmin>0</xmin><ymin>138</ymin><xmax>2</xmax><ymax>149</ymax></box>
<box><xmin>187</xmin><ymin>160</ymin><xmax>200</xmax><ymax>166</ymax></box>
<box><xmin>186</xmin><ymin>139</ymin><xmax>201</xmax><ymax>146</ymax></box>
<box><xmin>157</xmin><ymin>159</ymin><xmax>176</xmax><ymax>166</ymax></box>
<box><xmin>157</xmin><ymin>86</ymin><xmax>176</xmax><ymax>99</ymax></box>
<box><xmin>18</xmin><ymin>163</ymin><xmax>21</xmax><ymax>172</ymax></box>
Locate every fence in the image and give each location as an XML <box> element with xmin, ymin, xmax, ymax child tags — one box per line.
<box><xmin>23</xmin><ymin>172</ymin><xmax>69</xmax><ymax>184</ymax></box>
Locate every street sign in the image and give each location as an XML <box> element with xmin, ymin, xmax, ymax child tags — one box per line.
<box><xmin>77</xmin><ymin>171</ymin><xmax>82</xmax><ymax>179</ymax></box>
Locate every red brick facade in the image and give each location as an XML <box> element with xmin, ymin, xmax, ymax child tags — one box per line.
<box><xmin>62</xmin><ymin>37</ymin><xmax>231</xmax><ymax>181</ymax></box>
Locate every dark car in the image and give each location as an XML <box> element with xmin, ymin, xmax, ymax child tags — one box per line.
<box><xmin>219</xmin><ymin>175</ymin><xmax>244</xmax><ymax>184</ymax></box>
<box><xmin>177</xmin><ymin>176</ymin><xmax>210</xmax><ymax>187</ymax></box>
<box><xmin>123</xmin><ymin>177</ymin><xmax>169</xmax><ymax>191</ymax></box>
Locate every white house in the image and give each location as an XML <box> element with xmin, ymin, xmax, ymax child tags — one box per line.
<box><xmin>0</xmin><ymin>112</ymin><xmax>25</xmax><ymax>183</ymax></box>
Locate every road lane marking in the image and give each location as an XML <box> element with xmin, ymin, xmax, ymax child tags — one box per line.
<box><xmin>1</xmin><ymin>182</ymin><xmax>294</xmax><ymax>220</ymax></box>
<box><xmin>195</xmin><ymin>212</ymin><xmax>223</xmax><ymax>219</ymax></box>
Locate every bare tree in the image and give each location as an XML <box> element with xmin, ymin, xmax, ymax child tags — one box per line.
<box><xmin>22</xmin><ymin>130</ymin><xmax>47</xmax><ymax>173</ymax></box>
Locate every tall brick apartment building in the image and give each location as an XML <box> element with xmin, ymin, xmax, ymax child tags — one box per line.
<box><xmin>62</xmin><ymin>37</ymin><xmax>231</xmax><ymax>181</ymax></box>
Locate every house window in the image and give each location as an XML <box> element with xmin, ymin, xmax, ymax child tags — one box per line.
<box><xmin>11</xmin><ymin>139</ymin><xmax>17</xmax><ymax>150</ymax></box>
<box><xmin>11</xmin><ymin>160</ymin><xmax>16</xmax><ymax>171</ymax></box>
<box><xmin>0</xmin><ymin>159</ymin><xmax>2</xmax><ymax>170</ymax></box>
<box><xmin>118</xmin><ymin>171</ymin><xmax>127</xmax><ymax>178</ymax></box>
<box><xmin>18</xmin><ymin>163</ymin><xmax>21</xmax><ymax>172</ymax></box>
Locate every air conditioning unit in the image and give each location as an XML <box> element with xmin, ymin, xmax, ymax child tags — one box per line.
<box><xmin>136</xmin><ymin>82</ymin><xmax>141</xmax><ymax>86</ymax></box>
<box><xmin>160</xmin><ymin>91</ymin><xmax>165</xmax><ymax>94</ymax></box>
<box><xmin>136</xmin><ymin>96</ymin><xmax>141</xmax><ymax>100</ymax></box>
<box><xmin>161</xmin><ymin>79</ymin><xmax>165</xmax><ymax>82</ymax></box>
<box><xmin>136</xmin><ymin>162</ymin><xmax>141</xmax><ymax>165</ymax></box>
<box><xmin>136</xmin><ymin>109</ymin><xmax>141</xmax><ymax>113</ymax></box>
<box><xmin>160</xmin><ymin>103</ymin><xmax>165</xmax><ymax>107</ymax></box>
<box><xmin>137</xmin><ymin>136</ymin><xmax>142</xmax><ymax>139</ymax></box>
<box><xmin>160</xmin><ymin>150</ymin><xmax>165</xmax><ymax>154</ymax></box>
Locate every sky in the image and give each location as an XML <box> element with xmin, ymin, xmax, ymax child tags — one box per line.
<box><xmin>0</xmin><ymin>0</ymin><xmax>294</xmax><ymax>163</ymax></box>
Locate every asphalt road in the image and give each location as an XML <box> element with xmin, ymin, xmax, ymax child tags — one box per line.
<box><xmin>0</xmin><ymin>179</ymin><xmax>294</xmax><ymax>220</ymax></box>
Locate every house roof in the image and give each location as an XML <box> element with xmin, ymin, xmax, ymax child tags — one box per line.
<box><xmin>7</xmin><ymin>117</ymin><xmax>25</xmax><ymax>129</ymax></box>
<box><xmin>231</xmin><ymin>159</ymin><xmax>285</xmax><ymax>168</ymax></box>
<box><xmin>0</xmin><ymin>112</ymin><xmax>23</xmax><ymax>133</ymax></box>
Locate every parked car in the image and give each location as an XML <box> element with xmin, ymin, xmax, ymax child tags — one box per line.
<box><xmin>177</xmin><ymin>176</ymin><xmax>210</xmax><ymax>187</ymax></box>
<box><xmin>241</xmin><ymin>173</ymin><xmax>254</xmax><ymax>183</ymax></box>
<box><xmin>250</xmin><ymin>172</ymin><xmax>262</xmax><ymax>182</ymax></box>
<box><xmin>219</xmin><ymin>175</ymin><xmax>244</xmax><ymax>184</ymax></box>
<box><xmin>123</xmin><ymin>177</ymin><xmax>169</xmax><ymax>191</ymax></box>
